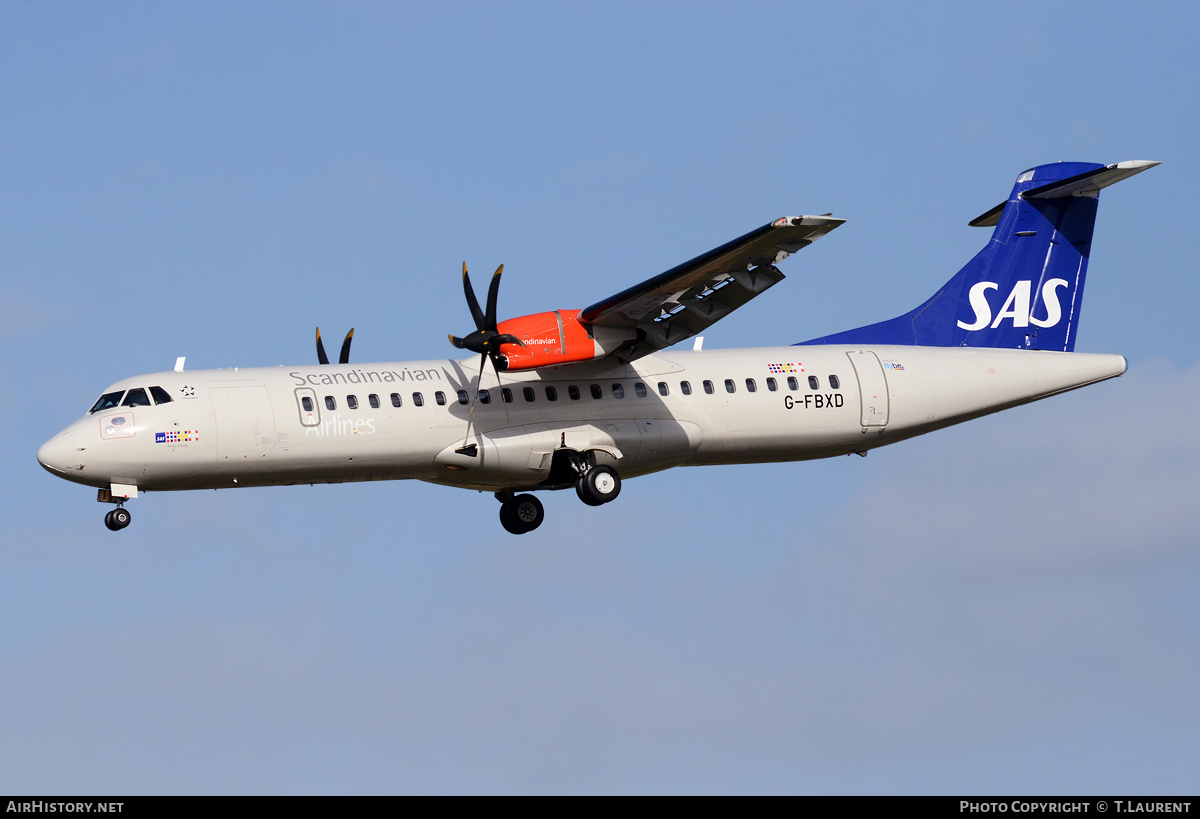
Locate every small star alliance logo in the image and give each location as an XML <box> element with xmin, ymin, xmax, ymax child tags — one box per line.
<box><xmin>180</xmin><ymin>385</ymin><xmax>196</xmax><ymax>398</ymax></box>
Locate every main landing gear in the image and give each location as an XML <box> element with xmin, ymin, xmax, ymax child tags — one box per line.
<box><xmin>498</xmin><ymin>493</ymin><xmax>545</xmax><ymax>535</ymax></box>
<box><xmin>575</xmin><ymin>464</ymin><xmax>621</xmax><ymax>506</ymax></box>
<box><xmin>495</xmin><ymin>462</ymin><xmax>623</xmax><ymax>535</ymax></box>
<box><xmin>104</xmin><ymin>505</ymin><xmax>131</xmax><ymax>532</ymax></box>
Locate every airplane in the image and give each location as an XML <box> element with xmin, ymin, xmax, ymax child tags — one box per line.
<box><xmin>37</xmin><ymin>159</ymin><xmax>1158</xmax><ymax>534</ymax></box>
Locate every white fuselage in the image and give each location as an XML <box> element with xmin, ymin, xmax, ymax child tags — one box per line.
<box><xmin>37</xmin><ymin>345</ymin><xmax>1127</xmax><ymax>496</ymax></box>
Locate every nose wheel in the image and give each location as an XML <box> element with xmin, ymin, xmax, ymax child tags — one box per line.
<box><xmin>104</xmin><ymin>506</ymin><xmax>131</xmax><ymax>532</ymax></box>
<box><xmin>499</xmin><ymin>493</ymin><xmax>544</xmax><ymax>535</ymax></box>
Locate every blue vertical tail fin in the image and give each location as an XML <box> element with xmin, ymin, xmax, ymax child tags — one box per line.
<box><xmin>799</xmin><ymin>160</ymin><xmax>1158</xmax><ymax>351</ymax></box>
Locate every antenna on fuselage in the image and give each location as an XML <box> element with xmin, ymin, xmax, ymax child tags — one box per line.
<box><xmin>174</xmin><ymin>357</ymin><xmax>186</xmax><ymax>372</ymax></box>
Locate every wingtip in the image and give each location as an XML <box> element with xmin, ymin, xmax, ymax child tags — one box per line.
<box><xmin>773</xmin><ymin>215</ymin><xmax>847</xmax><ymax>228</ymax></box>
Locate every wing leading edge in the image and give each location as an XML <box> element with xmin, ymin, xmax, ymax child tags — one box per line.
<box><xmin>580</xmin><ymin>215</ymin><xmax>844</xmax><ymax>362</ymax></box>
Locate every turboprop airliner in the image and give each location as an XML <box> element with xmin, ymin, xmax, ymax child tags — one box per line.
<box><xmin>38</xmin><ymin>160</ymin><xmax>1157</xmax><ymax>534</ymax></box>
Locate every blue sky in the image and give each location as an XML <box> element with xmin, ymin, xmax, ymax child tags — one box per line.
<box><xmin>3</xmin><ymin>2</ymin><xmax>1198</xmax><ymax>794</ymax></box>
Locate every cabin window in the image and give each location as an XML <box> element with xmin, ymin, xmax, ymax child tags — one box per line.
<box><xmin>545</xmin><ymin>386</ymin><xmax>558</xmax><ymax>401</ymax></box>
<box><xmin>412</xmin><ymin>392</ymin><xmax>424</xmax><ymax>407</ymax></box>
<box><xmin>369</xmin><ymin>394</ymin><xmax>380</xmax><ymax>409</ymax></box>
<box><xmin>347</xmin><ymin>395</ymin><xmax>359</xmax><ymax>410</ymax></box>
<box><xmin>390</xmin><ymin>393</ymin><xmax>402</xmax><ymax>408</ymax></box>
<box><xmin>568</xmin><ymin>385</ymin><xmax>581</xmax><ymax>400</ymax></box>
<box><xmin>658</xmin><ymin>382</ymin><xmax>669</xmax><ymax>396</ymax></box>
<box><xmin>634</xmin><ymin>382</ymin><xmax>647</xmax><ymax>398</ymax></box>
<box><xmin>122</xmin><ymin>388</ymin><xmax>151</xmax><ymax>407</ymax></box>
<box><xmin>703</xmin><ymin>380</ymin><xmax>714</xmax><ymax>395</ymax></box>
<box><xmin>435</xmin><ymin>391</ymin><xmax>447</xmax><ymax>406</ymax></box>
<box><xmin>611</xmin><ymin>384</ymin><xmax>624</xmax><ymax>399</ymax></box>
<box><xmin>829</xmin><ymin>375</ymin><xmax>841</xmax><ymax>389</ymax></box>
<box><xmin>745</xmin><ymin>378</ymin><xmax>757</xmax><ymax>393</ymax></box>
<box><xmin>523</xmin><ymin>387</ymin><xmax>536</xmax><ymax>403</ymax></box>
<box><xmin>724</xmin><ymin>379</ymin><xmax>735</xmax><ymax>394</ymax></box>
<box><xmin>150</xmin><ymin>386</ymin><xmax>173</xmax><ymax>405</ymax></box>
<box><xmin>502</xmin><ymin>387</ymin><xmax>513</xmax><ymax>403</ymax></box>
<box><xmin>301</xmin><ymin>397</ymin><xmax>314</xmax><ymax>412</ymax></box>
<box><xmin>808</xmin><ymin>376</ymin><xmax>819</xmax><ymax>390</ymax></box>
<box><xmin>325</xmin><ymin>396</ymin><xmax>337</xmax><ymax>411</ymax></box>
<box><xmin>590</xmin><ymin>384</ymin><xmax>603</xmax><ymax>399</ymax></box>
<box><xmin>787</xmin><ymin>376</ymin><xmax>798</xmax><ymax>391</ymax></box>
<box><xmin>680</xmin><ymin>381</ymin><xmax>692</xmax><ymax>396</ymax></box>
<box><xmin>479</xmin><ymin>389</ymin><xmax>491</xmax><ymax>404</ymax></box>
<box><xmin>90</xmin><ymin>391</ymin><xmax>125</xmax><ymax>413</ymax></box>
<box><xmin>766</xmin><ymin>377</ymin><xmax>777</xmax><ymax>392</ymax></box>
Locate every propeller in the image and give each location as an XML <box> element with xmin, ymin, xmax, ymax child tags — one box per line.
<box><xmin>316</xmin><ymin>327</ymin><xmax>355</xmax><ymax>365</ymax></box>
<box><xmin>448</xmin><ymin>263</ymin><xmax>525</xmax><ymax>370</ymax></box>
<box><xmin>450</xmin><ymin>263</ymin><xmax>524</xmax><ymax>456</ymax></box>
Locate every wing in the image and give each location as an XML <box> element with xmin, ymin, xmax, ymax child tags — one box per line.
<box><xmin>580</xmin><ymin>215</ymin><xmax>845</xmax><ymax>362</ymax></box>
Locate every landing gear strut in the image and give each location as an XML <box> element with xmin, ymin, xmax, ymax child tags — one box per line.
<box><xmin>104</xmin><ymin>506</ymin><xmax>131</xmax><ymax>532</ymax></box>
<box><xmin>498</xmin><ymin>493</ymin><xmax>544</xmax><ymax>535</ymax></box>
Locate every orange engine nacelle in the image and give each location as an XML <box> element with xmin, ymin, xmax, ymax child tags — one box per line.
<box><xmin>494</xmin><ymin>309</ymin><xmax>600</xmax><ymax>371</ymax></box>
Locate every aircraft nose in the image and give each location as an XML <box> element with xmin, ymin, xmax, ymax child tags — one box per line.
<box><xmin>38</xmin><ymin>430</ymin><xmax>76</xmax><ymax>475</ymax></box>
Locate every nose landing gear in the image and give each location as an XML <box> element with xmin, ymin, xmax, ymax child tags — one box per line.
<box><xmin>104</xmin><ymin>506</ymin><xmax>131</xmax><ymax>532</ymax></box>
<box><xmin>97</xmin><ymin>486</ymin><xmax>136</xmax><ymax>531</ymax></box>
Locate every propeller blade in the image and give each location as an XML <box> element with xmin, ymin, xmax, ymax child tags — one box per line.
<box><xmin>339</xmin><ymin>328</ymin><xmax>354</xmax><ymax>365</ymax></box>
<box><xmin>490</xmin><ymin>351</ymin><xmax>511</xmax><ymax>424</ymax></box>
<box><xmin>460</xmin><ymin>351</ymin><xmax>489</xmax><ymax>451</ymax></box>
<box><xmin>484</xmin><ymin>264</ymin><xmax>504</xmax><ymax>330</ymax></box>
<box><xmin>316</xmin><ymin>327</ymin><xmax>330</xmax><ymax>365</ymax></box>
<box><xmin>491</xmin><ymin>333</ymin><xmax>526</xmax><ymax>348</ymax></box>
<box><xmin>462</xmin><ymin>262</ymin><xmax>485</xmax><ymax>331</ymax></box>
<box><xmin>451</xmin><ymin>263</ymin><xmax>513</xmax><ymax>359</ymax></box>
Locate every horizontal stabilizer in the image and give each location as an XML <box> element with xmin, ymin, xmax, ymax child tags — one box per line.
<box><xmin>1023</xmin><ymin>160</ymin><xmax>1160</xmax><ymax>199</ymax></box>
<box><xmin>969</xmin><ymin>160</ymin><xmax>1159</xmax><ymax>227</ymax></box>
<box><xmin>968</xmin><ymin>201</ymin><xmax>1007</xmax><ymax>228</ymax></box>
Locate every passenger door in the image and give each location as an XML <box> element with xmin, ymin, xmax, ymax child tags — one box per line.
<box><xmin>846</xmin><ymin>351</ymin><xmax>890</xmax><ymax>427</ymax></box>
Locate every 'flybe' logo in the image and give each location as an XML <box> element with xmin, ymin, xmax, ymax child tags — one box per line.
<box><xmin>957</xmin><ymin>279</ymin><xmax>1071</xmax><ymax>331</ymax></box>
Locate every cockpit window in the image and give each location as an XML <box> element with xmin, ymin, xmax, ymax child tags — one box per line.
<box><xmin>150</xmin><ymin>386</ymin><xmax>173</xmax><ymax>405</ymax></box>
<box><xmin>90</xmin><ymin>391</ymin><xmax>125</xmax><ymax>413</ymax></box>
<box><xmin>122</xmin><ymin>388</ymin><xmax>151</xmax><ymax>407</ymax></box>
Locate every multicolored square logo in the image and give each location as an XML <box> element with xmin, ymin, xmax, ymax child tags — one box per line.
<box><xmin>156</xmin><ymin>430</ymin><xmax>199</xmax><ymax>444</ymax></box>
